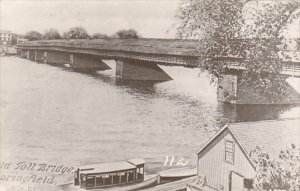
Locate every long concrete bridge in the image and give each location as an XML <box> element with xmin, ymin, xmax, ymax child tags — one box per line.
<box><xmin>16</xmin><ymin>38</ymin><xmax>300</xmax><ymax>104</ymax></box>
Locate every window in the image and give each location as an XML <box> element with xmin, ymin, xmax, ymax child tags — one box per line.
<box><xmin>244</xmin><ymin>178</ymin><xmax>254</xmax><ymax>189</ymax></box>
<box><xmin>225</xmin><ymin>140</ymin><xmax>234</xmax><ymax>164</ymax></box>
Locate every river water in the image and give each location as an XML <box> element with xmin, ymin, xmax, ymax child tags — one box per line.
<box><xmin>0</xmin><ymin>56</ymin><xmax>299</xmax><ymax>190</ymax></box>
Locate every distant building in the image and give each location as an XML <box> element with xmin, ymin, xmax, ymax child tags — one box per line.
<box><xmin>188</xmin><ymin>118</ymin><xmax>300</xmax><ymax>191</ymax></box>
<box><xmin>0</xmin><ymin>30</ymin><xmax>12</xmax><ymax>45</ymax></box>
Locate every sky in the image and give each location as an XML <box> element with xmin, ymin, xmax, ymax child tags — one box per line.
<box><xmin>0</xmin><ymin>0</ymin><xmax>299</xmax><ymax>38</ymax></box>
<box><xmin>0</xmin><ymin>0</ymin><xmax>180</xmax><ymax>38</ymax></box>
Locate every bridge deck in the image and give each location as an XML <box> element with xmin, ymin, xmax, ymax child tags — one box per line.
<box><xmin>17</xmin><ymin>38</ymin><xmax>300</xmax><ymax>70</ymax></box>
<box><xmin>17</xmin><ymin>38</ymin><xmax>200</xmax><ymax>57</ymax></box>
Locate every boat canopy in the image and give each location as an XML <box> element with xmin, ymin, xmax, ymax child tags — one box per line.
<box><xmin>74</xmin><ymin>159</ymin><xmax>146</xmax><ymax>189</ymax></box>
<box><xmin>79</xmin><ymin>161</ymin><xmax>136</xmax><ymax>174</ymax></box>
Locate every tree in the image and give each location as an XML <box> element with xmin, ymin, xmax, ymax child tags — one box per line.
<box><xmin>43</xmin><ymin>28</ymin><xmax>61</xmax><ymax>40</ymax></box>
<box><xmin>24</xmin><ymin>30</ymin><xmax>42</xmax><ymax>41</ymax></box>
<box><xmin>296</xmin><ymin>38</ymin><xmax>300</xmax><ymax>50</ymax></box>
<box><xmin>63</xmin><ymin>27</ymin><xmax>89</xmax><ymax>39</ymax></box>
<box><xmin>114</xmin><ymin>29</ymin><xmax>140</xmax><ymax>39</ymax></box>
<box><xmin>176</xmin><ymin>0</ymin><xmax>300</xmax><ymax>101</ymax></box>
<box><xmin>250</xmin><ymin>145</ymin><xmax>300</xmax><ymax>190</ymax></box>
<box><xmin>91</xmin><ymin>33</ymin><xmax>109</xmax><ymax>39</ymax></box>
<box><xmin>11</xmin><ymin>33</ymin><xmax>23</xmax><ymax>45</ymax></box>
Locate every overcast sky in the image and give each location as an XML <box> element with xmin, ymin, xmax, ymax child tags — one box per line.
<box><xmin>0</xmin><ymin>0</ymin><xmax>299</xmax><ymax>38</ymax></box>
<box><xmin>0</xmin><ymin>0</ymin><xmax>180</xmax><ymax>38</ymax></box>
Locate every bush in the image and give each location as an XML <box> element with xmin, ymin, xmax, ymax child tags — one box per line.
<box><xmin>63</xmin><ymin>27</ymin><xmax>89</xmax><ymax>39</ymax></box>
<box><xmin>43</xmin><ymin>29</ymin><xmax>61</xmax><ymax>40</ymax></box>
<box><xmin>24</xmin><ymin>31</ymin><xmax>42</xmax><ymax>41</ymax></box>
<box><xmin>250</xmin><ymin>145</ymin><xmax>300</xmax><ymax>190</ymax></box>
<box><xmin>91</xmin><ymin>33</ymin><xmax>109</xmax><ymax>39</ymax></box>
<box><xmin>114</xmin><ymin>29</ymin><xmax>140</xmax><ymax>39</ymax></box>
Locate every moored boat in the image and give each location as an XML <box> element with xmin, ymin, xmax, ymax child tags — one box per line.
<box><xmin>59</xmin><ymin>158</ymin><xmax>159</xmax><ymax>191</ymax></box>
<box><xmin>159</xmin><ymin>167</ymin><xmax>197</xmax><ymax>182</ymax></box>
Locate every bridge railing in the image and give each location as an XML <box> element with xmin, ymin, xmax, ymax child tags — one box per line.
<box><xmin>282</xmin><ymin>63</ymin><xmax>300</xmax><ymax>77</ymax></box>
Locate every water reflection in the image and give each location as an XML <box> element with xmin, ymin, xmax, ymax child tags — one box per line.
<box><xmin>115</xmin><ymin>79</ymin><xmax>158</xmax><ymax>94</ymax></box>
<box><xmin>219</xmin><ymin>103</ymin><xmax>299</xmax><ymax>122</ymax></box>
<box><xmin>38</xmin><ymin>59</ymin><xmax>300</xmax><ymax>124</ymax></box>
<box><xmin>1</xmin><ymin>56</ymin><xmax>300</xmax><ymax>178</ymax></box>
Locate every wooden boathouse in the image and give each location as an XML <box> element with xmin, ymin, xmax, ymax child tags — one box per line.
<box><xmin>188</xmin><ymin>118</ymin><xmax>300</xmax><ymax>191</ymax></box>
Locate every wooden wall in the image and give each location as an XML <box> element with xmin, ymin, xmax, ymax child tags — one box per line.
<box><xmin>197</xmin><ymin>129</ymin><xmax>255</xmax><ymax>191</ymax></box>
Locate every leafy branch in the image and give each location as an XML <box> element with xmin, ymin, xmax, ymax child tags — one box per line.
<box><xmin>176</xmin><ymin>0</ymin><xmax>300</xmax><ymax>100</ymax></box>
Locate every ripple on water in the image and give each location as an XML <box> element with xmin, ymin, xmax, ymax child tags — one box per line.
<box><xmin>1</xmin><ymin>56</ymin><xmax>299</xmax><ymax>174</ymax></box>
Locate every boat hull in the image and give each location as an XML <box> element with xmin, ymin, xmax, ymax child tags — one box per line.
<box><xmin>58</xmin><ymin>175</ymin><xmax>158</xmax><ymax>191</ymax></box>
<box><xmin>159</xmin><ymin>167</ymin><xmax>197</xmax><ymax>183</ymax></box>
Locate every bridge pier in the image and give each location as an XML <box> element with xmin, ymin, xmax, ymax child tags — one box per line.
<box><xmin>34</xmin><ymin>50</ymin><xmax>44</xmax><ymax>62</ymax></box>
<box><xmin>43</xmin><ymin>50</ymin><xmax>70</xmax><ymax>64</ymax></box>
<box><xmin>115</xmin><ymin>59</ymin><xmax>172</xmax><ymax>81</ymax></box>
<box><xmin>217</xmin><ymin>71</ymin><xmax>300</xmax><ymax>104</ymax></box>
<box><xmin>16</xmin><ymin>48</ymin><xmax>21</xmax><ymax>56</ymax></box>
<box><xmin>27</xmin><ymin>50</ymin><xmax>35</xmax><ymax>60</ymax></box>
<box><xmin>20</xmin><ymin>50</ymin><xmax>27</xmax><ymax>58</ymax></box>
<box><xmin>70</xmin><ymin>54</ymin><xmax>111</xmax><ymax>70</ymax></box>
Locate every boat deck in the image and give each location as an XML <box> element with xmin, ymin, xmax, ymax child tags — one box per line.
<box><xmin>141</xmin><ymin>176</ymin><xmax>198</xmax><ymax>191</ymax></box>
<box><xmin>159</xmin><ymin>167</ymin><xmax>197</xmax><ymax>178</ymax></box>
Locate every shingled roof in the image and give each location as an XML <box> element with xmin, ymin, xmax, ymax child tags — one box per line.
<box><xmin>229</xmin><ymin>118</ymin><xmax>300</xmax><ymax>159</ymax></box>
<box><xmin>197</xmin><ymin>118</ymin><xmax>300</xmax><ymax>164</ymax></box>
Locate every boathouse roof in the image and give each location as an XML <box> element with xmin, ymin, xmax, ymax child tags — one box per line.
<box><xmin>229</xmin><ymin>118</ymin><xmax>300</xmax><ymax>159</ymax></box>
<box><xmin>197</xmin><ymin>118</ymin><xmax>300</xmax><ymax>162</ymax></box>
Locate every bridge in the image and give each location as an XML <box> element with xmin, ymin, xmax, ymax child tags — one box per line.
<box><xmin>16</xmin><ymin>38</ymin><xmax>300</xmax><ymax>104</ymax></box>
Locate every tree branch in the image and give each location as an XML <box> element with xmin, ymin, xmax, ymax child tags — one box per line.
<box><xmin>274</xmin><ymin>4</ymin><xmax>300</xmax><ymax>37</ymax></box>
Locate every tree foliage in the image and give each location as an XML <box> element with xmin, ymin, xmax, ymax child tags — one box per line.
<box><xmin>11</xmin><ymin>33</ymin><xmax>23</xmax><ymax>45</ymax></box>
<box><xmin>24</xmin><ymin>30</ymin><xmax>42</xmax><ymax>41</ymax></box>
<box><xmin>91</xmin><ymin>33</ymin><xmax>109</xmax><ymax>39</ymax></box>
<box><xmin>176</xmin><ymin>0</ymin><xmax>300</xmax><ymax>101</ymax></box>
<box><xmin>43</xmin><ymin>28</ymin><xmax>61</xmax><ymax>40</ymax></box>
<box><xmin>63</xmin><ymin>27</ymin><xmax>89</xmax><ymax>39</ymax></box>
<box><xmin>250</xmin><ymin>145</ymin><xmax>300</xmax><ymax>191</ymax></box>
<box><xmin>114</xmin><ymin>29</ymin><xmax>140</xmax><ymax>39</ymax></box>
<box><xmin>296</xmin><ymin>38</ymin><xmax>300</xmax><ymax>50</ymax></box>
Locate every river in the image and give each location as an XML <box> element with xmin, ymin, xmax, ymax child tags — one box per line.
<box><xmin>0</xmin><ymin>56</ymin><xmax>299</xmax><ymax>190</ymax></box>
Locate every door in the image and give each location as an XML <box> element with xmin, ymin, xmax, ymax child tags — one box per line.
<box><xmin>230</xmin><ymin>172</ymin><xmax>244</xmax><ymax>191</ymax></box>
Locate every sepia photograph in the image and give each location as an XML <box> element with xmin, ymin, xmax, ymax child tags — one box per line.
<box><xmin>0</xmin><ymin>0</ymin><xmax>299</xmax><ymax>191</ymax></box>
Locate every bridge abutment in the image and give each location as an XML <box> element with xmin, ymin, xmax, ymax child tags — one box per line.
<box><xmin>70</xmin><ymin>54</ymin><xmax>111</xmax><ymax>70</ymax></box>
<box><xmin>217</xmin><ymin>71</ymin><xmax>300</xmax><ymax>104</ymax></box>
<box><xmin>116</xmin><ymin>60</ymin><xmax>172</xmax><ymax>81</ymax></box>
